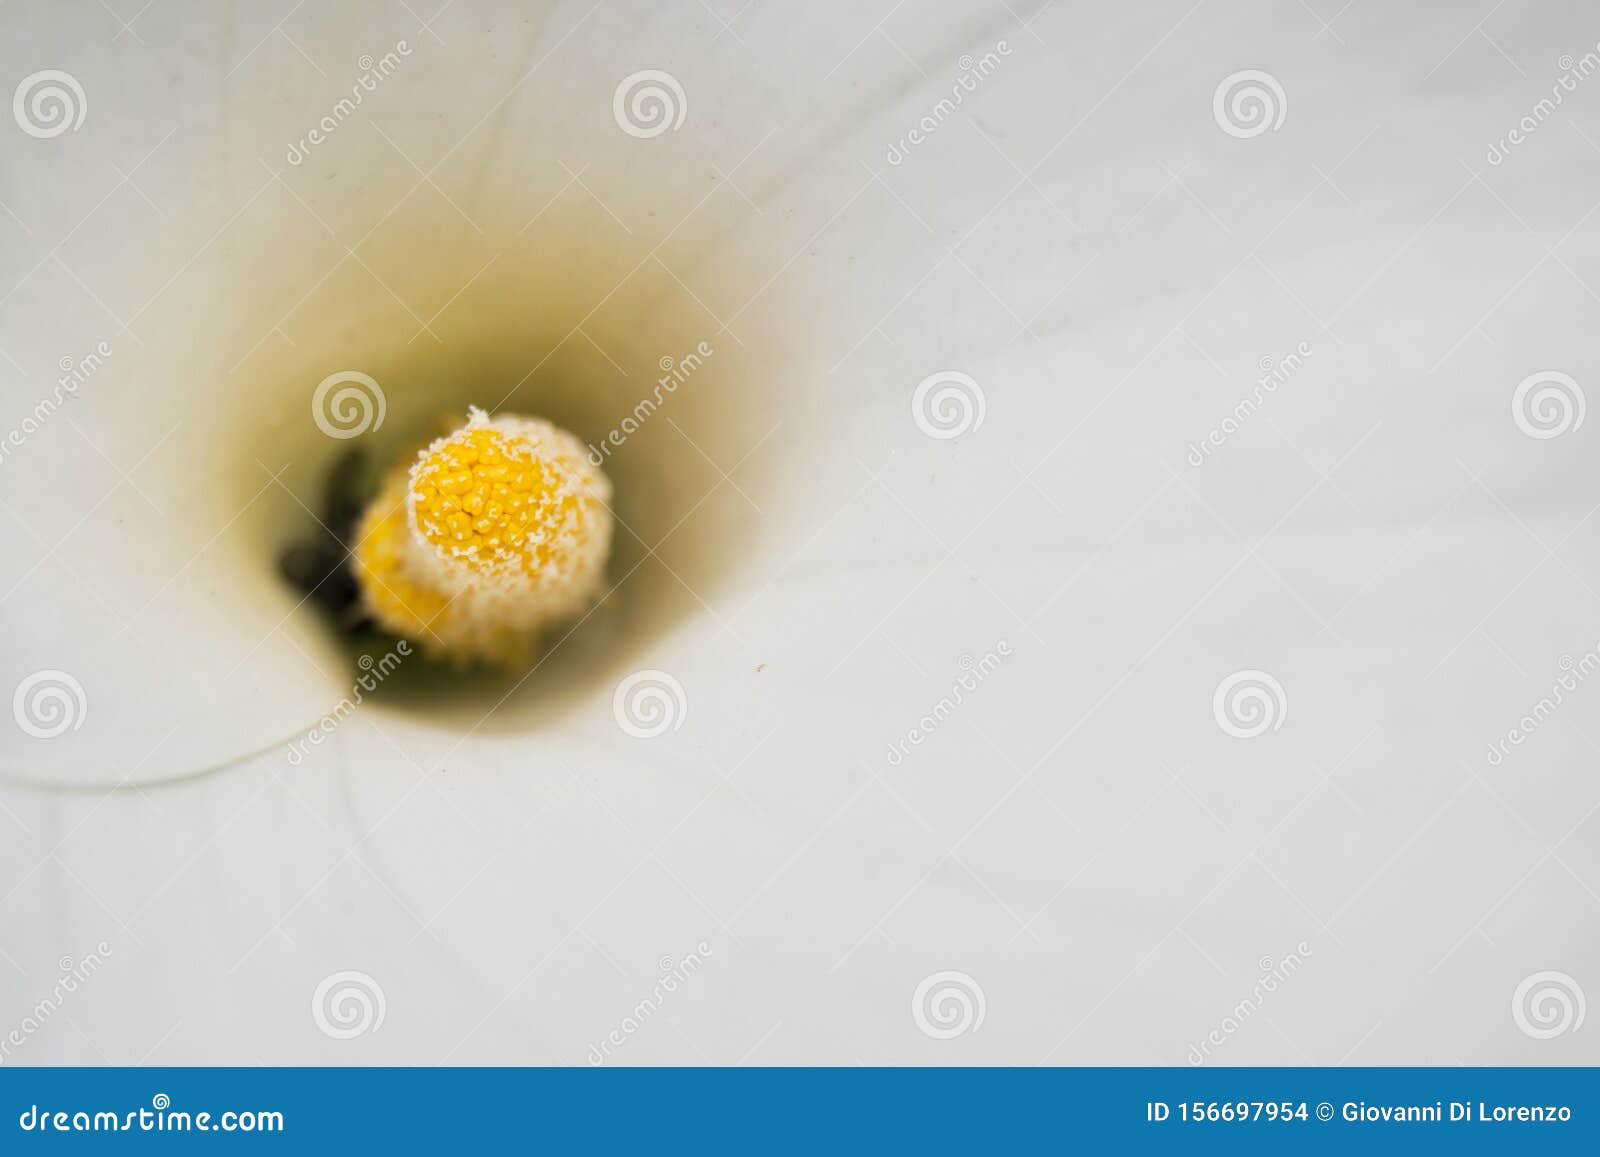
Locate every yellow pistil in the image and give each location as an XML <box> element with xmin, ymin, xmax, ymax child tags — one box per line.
<box><xmin>351</xmin><ymin>469</ymin><xmax>452</xmax><ymax>640</ymax></box>
<box><xmin>350</xmin><ymin>407</ymin><xmax>613</xmax><ymax>669</ymax></box>
<box><xmin>409</xmin><ymin>425</ymin><xmax>582</xmax><ymax>580</ymax></box>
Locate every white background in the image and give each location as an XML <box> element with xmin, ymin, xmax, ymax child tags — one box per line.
<box><xmin>1</xmin><ymin>0</ymin><xmax>1597</xmax><ymax>1064</ymax></box>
